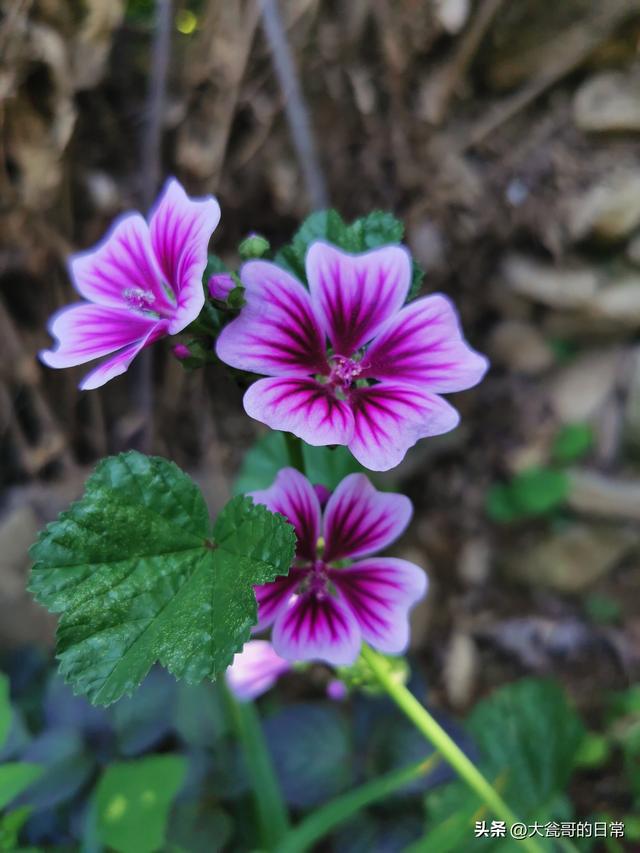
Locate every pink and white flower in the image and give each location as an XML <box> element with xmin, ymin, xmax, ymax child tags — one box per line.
<box><xmin>226</xmin><ymin>640</ymin><xmax>291</xmax><ymax>701</ymax></box>
<box><xmin>249</xmin><ymin>467</ymin><xmax>427</xmax><ymax>666</ymax></box>
<box><xmin>216</xmin><ymin>241</ymin><xmax>488</xmax><ymax>471</ymax></box>
<box><xmin>40</xmin><ymin>178</ymin><xmax>220</xmax><ymax>390</ymax></box>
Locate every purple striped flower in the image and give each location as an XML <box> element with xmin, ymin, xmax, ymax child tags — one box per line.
<box><xmin>40</xmin><ymin>178</ymin><xmax>220</xmax><ymax>389</ymax></box>
<box><xmin>216</xmin><ymin>241</ymin><xmax>488</xmax><ymax>471</ymax></box>
<box><xmin>250</xmin><ymin>467</ymin><xmax>427</xmax><ymax>666</ymax></box>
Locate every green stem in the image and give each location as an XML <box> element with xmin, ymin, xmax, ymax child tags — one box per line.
<box><xmin>284</xmin><ymin>432</ymin><xmax>305</xmax><ymax>474</ymax></box>
<box><xmin>360</xmin><ymin>646</ymin><xmax>545</xmax><ymax>853</ymax></box>
<box><xmin>223</xmin><ymin>686</ymin><xmax>289</xmax><ymax>849</ymax></box>
<box><xmin>278</xmin><ymin>754</ymin><xmax>440</xmax><ymax>853</ymax></box>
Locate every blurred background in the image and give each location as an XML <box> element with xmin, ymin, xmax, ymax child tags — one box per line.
<box><xmin>2</xmin><ymin>0</ymin><xmax>640</xmax><ymax>850</ymax></box>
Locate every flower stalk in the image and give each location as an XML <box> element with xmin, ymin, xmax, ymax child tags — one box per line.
<box><xmin>278</xmin><ymin>754</ymin><xmax>440</xmax><ymax>853</ymax></box>
<box><xmin>222</xmin><ymin>685</ymin><xmax>290</xmax><ymax>849</ymax></box>
<box><xmin>360</xmin><ymin>645</ymin><xmax>545</xmax><ymax>853</ymax></box>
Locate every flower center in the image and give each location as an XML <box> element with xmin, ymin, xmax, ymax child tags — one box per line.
<box><xmin>328</xmin><ymin>355</ymin><xmax>362</xmax><ymax>390</ymax></box>
<box><xmin>298</xmin><ymin>560</ymin><xmax>330</xmax><ymax>596</ymax></box>
<box><xmin>122</xmin><ymin>287</ymin><xmax>156</xmax><ymax>311</ymax></box>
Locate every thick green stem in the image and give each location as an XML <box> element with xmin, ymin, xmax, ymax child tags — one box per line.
<box><xmin>223</xmin><ymin>686</ymin><xmax>289</xmax><ymax>849</ymax></box>
<box><xmin>284</xmin><ymin>432</ymin><xmax>305</xmax><ymax>473</ymax></box>
<box><xmin>360</xmin><ymin>646</ymin><xmax>545</xmax><ymax>853</ymax></box>
<box><xmin>278</xmin><ymin>754</ymin><xmax>440</xmax><ymax>853</ymax></box>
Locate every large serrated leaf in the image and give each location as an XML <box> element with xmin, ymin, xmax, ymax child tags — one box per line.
<box><xmin>29</xmin><ymin>452</ymin><xmax>295</xmax><ymax>706</ymax></box>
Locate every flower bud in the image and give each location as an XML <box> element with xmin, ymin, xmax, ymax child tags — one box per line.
<box><xmin>172</xmin><ymin>343</ymin><xmax>191</xmax><ymax>360</ymax></box>
<box><xmin>208</xmin><ymin>272</ymin><xmax>235</xmax><ymax>302</ymax></box>
<box><xmin>239</xmin><ymin>233</ymin><xmax>270</xmax><ymax>260</ymax></box>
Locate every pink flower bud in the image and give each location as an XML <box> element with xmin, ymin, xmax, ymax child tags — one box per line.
<box><xmin>208</xmin><ymin>272</ymin><xmax>235</xmax><ymax>302</ymax></box>
<box><xmin>172</xmin><ymin>343</ymin><xmax>190</xmax><ymax>360</ymax></box>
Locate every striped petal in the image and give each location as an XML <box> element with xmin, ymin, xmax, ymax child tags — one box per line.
<box><xmin>363</xmin><ymin>294</ymin><xmax>488</xmax><ymax>391</ymax></box>
<box><xmin>39</xmin><ymin>303</ymin><xmax>160</xmax><ymax>369</ymax></box>
<box><xmin>250</xmin><ymin>468</ymin><xmax>321</xmax><ymax>561</ymax></box>
<box><xmin>330</xmin><ymin>558</ymin><xmax>427</xmax><ymax>654</ymax></box>
<box><xmin>307</xmin><ymin>241</ymin><xmax>411</xmax><ymax>356</ymax></box>
<box><xmin>149</xmin><ymin>177</ymin><xmax>220</xmax><ymax>333</ymax></box>
<box><xmin>70</xmin><ymin>212</ymin><xmax>174</xmax><ymax>315</ymax></box>
<box><xmin>243</xmin><ymin>376</ymin><xmax>354</xmax><ymax>447</ymax></box>
<box><xmin>348</xmin><ymin>383</ymin><xmax>460</xmax><ymax>471</ymax></box>
<box><xmin>216</xmin><ymin>260</ymin><xmax>328</xmax><ymax>376</ymax></box>
<box><xmin>322</xmin><ymin>473</ymin><xmax>412</xmax><ymax>562</ymax></box>
<box><xmin>272</xmin><ymin>591</ymin><xmax>361</xmax><ymax>666</ymax></box>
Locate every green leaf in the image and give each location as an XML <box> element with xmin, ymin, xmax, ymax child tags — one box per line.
<box><xmin>263</xmin><ymin>704</ymin><xmax>352</xmax><ymax>807</ymax></box>
<box><xmin>167</xmin><ymin>802</ymin><xmax>233</xmax><ymax>853</ymax></box>
<box><xmin>423</xmin><ymin>679</ymin><xmax>584</xmax><ymax>849</ymax></box>
<box><xmin>29</xmin><ymin>451</ymin><xmax>296</xmax><ymax>706</ymax></box>
<box><xmin>487</xmin><ymin>467</ymin><xmax>569</xmax><ymax>523</ymax></box>
<box><xmin>0</xmin><ymin>764</ymin><xmax>42</xmax><ymax>811</ymax></box>
<box><xmin>273</xmin><ymin>209</ymin><xmax>409</xmax><ymax>284</ymax></box>
<box><xmin>233</xmin><ymin>432</ymin><xmax>367</xmax><ymax>495</ymax></box>
<box><xmin>349</xmin><ymin>210</ymin><xmax>404</xmax><ymax>249</ymax></box>
<box><xmin>551</xmin><ymin>423</ymin><xmax>594</xmax><ymax>463</ymax></box>
<box><xmin>0</xmin><ymin>806</ymin><xmax>31</xmax><ymax>850</ymax></box>
<box><xmin>95</xmin><ymin>755</ymin><xmax>186</xmax><ymax>853</ymax></box>
<box><xmin>0</xmin><ymin>675</ymin><xmax>10</xmax><ymax>750</ymax></box>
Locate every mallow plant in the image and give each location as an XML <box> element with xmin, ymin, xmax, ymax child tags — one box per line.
<box><xmin>29</xmin><ymin>177</ymin><xmax>553</xmax><ymax>852</ymax></box>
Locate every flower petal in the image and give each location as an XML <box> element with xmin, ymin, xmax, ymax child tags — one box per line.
<box><xmin>149</xmin><ymin>178</ymin><xmax>220</xmax><ymax>333</ymax></box>
<box><xmin>330</xmin><ymin>558</ymin><xmax>427</xmax><ymax>654</ymax></box>
<box><xmin>363</xmin><ymin>294</ymin><xmax>489</xmax><ymax>391</ymax></box>
<box><xmin>78</xmin><ymin>322</ymin><xmax>167</xmax><ymax>390</ymax></box>
<box><xmin>243</xmin><ymin>377</ymin><xmax>354</xmax><ymax>447</ymax></box>
<box><xmin>306</xmin><ymin>241</ymin><xmax>411</xmax><ymax>356</ymax></box>
<box><xmin>254</xmin><ymin>571</ymin><xmax>304</xmax><ymax>630</ymax></box>
<box><xmin>348</xmin><ymin>383</ymin><xmax>460</xmax><ymax>471</ymax></box>
<box><xmin>272</xmin><ymin>592</ymin><xmax>361</xmax><ymax>665</ymax></box>
<box><xmin>70</xmin><ymin>212</ymin><xmax>173</xmax><ymax>314</ymax></box>
<box><xmin>39</xmin><ymin>303</ymin><xmax>159</xmax><ymax>368</ymax></box>
<box><xmin>225</xmin><ymin>641</ymin><xmax>291</xmax><ymax>701</ymax></box>
<box><xmin>322</xmin><ymin>473</ymin><xmax>412</xmax><ymax>562</ymax></box>
<box><xmin>250</xmin><ymin>468</ymin><xmax>321</xmax><ymax>561</ymax></box>
<box><xmin>216</xmin><ymin>261</ymin><xmax>327</xmax><ymax>376</ymax></box>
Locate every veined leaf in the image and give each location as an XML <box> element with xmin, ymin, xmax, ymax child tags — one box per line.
<box><xmin>29</xmin><ymin>452</ymin><xmax>295</xmax><ymax>706</ymax></box>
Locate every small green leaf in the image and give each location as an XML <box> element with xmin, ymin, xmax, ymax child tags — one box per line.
<box><xmin>273</xmin><ymin>209</ymin><xmax>409</xmax><ymax>284</ymax></box>
<box><xmin>95</xmin><ymin>755</ymin><xmax>186</xmax><ymax>853</ymax></box>
<box><xmin>0</xmin><ymin>805</ymin><xmax>31</xmax><ymax>850</ymax></box>
<box><xmin>574</xmin><ymin>732</ymin><xmax>611</xmax><ymax>769</ymax></box>
<box><xmin>233</xmin><ymin>431</ymin><xmax>367</xmax><ymax>495</ymax></box>
<box><xmin>487</xmin><ymin>467</ymin><xmax>569</xmax><ymax>523</ymax></box>
<box><xmin>29</xmin><ymin>452</ymin><xmax>296</xmax><ymax>706</ymax></box>
<box><xmin>348</xmin><ymin>210</ymin><xmax>404</xmax><ymax>249</ymax></box>
<box><xmin>551</xmin><ymin>423</ymin><xmax>594</xmax><ymax>463</ymax></box>
<box><xmin>0</xmin><ymin>764</ymin><xmax>42</xmax><ymax>811</ymax></box>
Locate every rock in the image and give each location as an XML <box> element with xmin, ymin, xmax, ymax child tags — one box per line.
<box><xmin>591</xmin><ymin>277</ymin><xmax>640</xmax><ymax>325</ymax></box>
<box><xmin>502</xmin><ymin>254</ymin><xmax>599</xmax><ymax>310</ymax></box>
<box><xmin>443</xmin><ymin>632</ymin><xmax>477</xmax><ymax>709</ymax></box>
<box><xmin>567</xmin><ymin>470</ymin><xmax>640</xmax><ymax>521</ymax></box>
<box><xmin>567</xmin><ymin>170</ymin><xmax>640</xmax><ymax>241</ymax></box>
<box><xmin>574</xmin><ymin>69</ymin><xmax>640</xmax><ymax>133</ymax></box>
<box><xmin>487</xmin><ymin>320</ymin><xmax>555</xmax><ymax>375</ymax></box>
<box><xmin>548</xmin><ymin>348</ymin><xmax>621</xmax><ymax>423</ymax></box>
<box><xmin>434</xmin><ymin>0</ymin><xmax>470</xmax><ymax>34</ymax></box>
<box><xmin>507</xmin><ymin>524</ymin><xmax>637</xmax><ymax>593</ymax></box>
<box><xmin>457</xmin><ymin>537</ymin><xmax>491</xmax><ymax>585</ymax></box>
